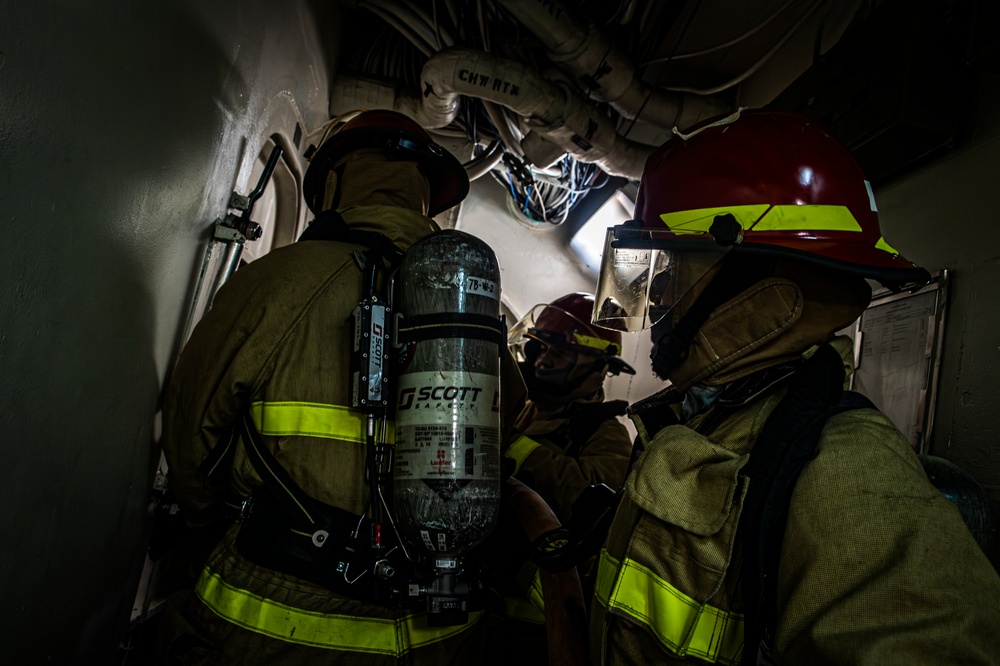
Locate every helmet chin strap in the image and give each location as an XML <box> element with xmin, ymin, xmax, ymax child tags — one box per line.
<box><xmin>650</xmin><ymin>252</ymin><xmax>775</xmax><ymax>381</ymax></box>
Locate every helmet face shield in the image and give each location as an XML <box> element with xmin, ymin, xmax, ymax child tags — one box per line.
<box><xmin>508</xmin><ymin>303</ymin><xmax>621</xmax><ymax>364</ymax></box>
<box><xmin>593</xmin><ymin>226</ymin><xmax>730</xmax><ymax>332</ymax></box>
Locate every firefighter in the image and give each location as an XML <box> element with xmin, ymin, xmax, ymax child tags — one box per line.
<box><xmin>482</xmin><ymin>293</ymin><xmax>635</xmax><ymax>665</ymax></box>
<box><xmin>588</xmin><ymin>109</ymin><xmax>1000</xmax><ymax>665</ymax></box>
<box><xmin>155</xmin><ymin>109</ymin><xmax>525</xmax><ymax>664</ymax></box>
<box><xmin>505</xmin><ymin>292</ymin><xmax>636</xmax><ymax>525</ymax></box>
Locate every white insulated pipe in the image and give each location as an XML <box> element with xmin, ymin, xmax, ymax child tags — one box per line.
<box><xmin>496</xmin><ymin>0</ymin><xmax>729</xmax><ymax>128</ymax></box>
<box><xmin>330</xmin><ymin>49</ymin><xmax>653</xmax><ymax>179</ymax></box>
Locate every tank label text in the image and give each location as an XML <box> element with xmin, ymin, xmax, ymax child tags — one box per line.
<box><xmin>395</xmin><ymin>371</ymin><xmax>501</xmax><ymax>480</ymax></box>
<box><xmin>465</xmin><ymin>275</ymin><xmax>499</xmax><ymax>301</ymax></box>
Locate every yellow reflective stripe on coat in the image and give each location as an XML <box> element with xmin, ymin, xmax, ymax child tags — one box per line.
<box><xmin>527</xmin><ymin>569</ymin><xmax>545</xmax><ymax>615</ymax></box>
<box><xmin>250</xmin><ymin>401</ymin><xmax>395</xmax><ymax>444</ymax></box>
<box><xmin>594</xmin><ymin>550</ymin><xmax>743</xmax><ymax>665</ymax></box>
<box><xmin>660</xmin><ymin>204</ymin><xmax>862</xmax><ymax>235</ymax></box>
<box><xmin>195</xmin><ymin>568</ymin><xmax>479</xmax><ymax>655</ymax></box>
<box><xmin>504</xmin><ymin>436</ymin><xmax>542</xmax><ymax>475</ymax></box>
<box><xmin>504</xmin><ymin>569</ymin><xmax>546</xmax><ymax>624</ymax></box>
<box><xmin>504</xmin><ymin>596</ymin><xmax>546</xmax><ymax>624</ymax></box>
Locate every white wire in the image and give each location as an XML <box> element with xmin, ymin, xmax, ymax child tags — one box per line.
<box><xmin>641</xmin><ymin>0</ymin><xmax>799</xmax><ymax>65</ymax></box>
<box><xmin>620</xmin><ymin>0</ymin><xmax>638</xmax><ymax>26</ymax></box>
<box><xmin>662</xmin><ymin>0</ymin><xmax>828</xmax><ymax>95</ymax></box>
<box><xmin>432</xmin><ymin>0</ymin><xmax>443</xmax><ymax>50</ymax></box>
<box><xmin>427</xmin><ymin>126</ymin><xmax>472</xmax><ymax>140</ymax></box>
<box><xmin>444</xmin><ymin>0</ymin><xmax>459</xmax><ymax>31</ymax></box>
<box><xmin>362</xmin><ymin>4</ymin><xmax>434</xmax><ymax>57</ymax></box>
<box><xmin>483</xmin><ymin>101</ymin><xmax>523</xmax><ymax>155</ymax></box>
<box><xmin>370</xmin><ymin>0</ymin><xmax>456</xmax><ymax>48</ymax></box>
<box><xmin>478</xmin><ymin>0</ymin><xmax>491</xmax><ymax>53</ymax></box>
<box><xmin>532</xmin><ymin>174</ymin><xmax>597</xmax><ymax>194</ymax></box>
<box><xmin>531</xmin><ymin>185</ymin><xmax>549</xmax><ymax>223</ymax></box>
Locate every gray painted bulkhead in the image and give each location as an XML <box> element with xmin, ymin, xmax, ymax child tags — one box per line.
<box><xmin>0</xmin><ymin>1</ymin><xmax>340</xmax><ymax>661</ymax></box>
<box><xmin>0</xmin><ymin>1</ymin><xmax>998</xmax><ymax>662</ymax></box>
<box><xmin>877</xmin><ymin>71</ymin><xmax>1000</xmax><ymax>528</ymax></box>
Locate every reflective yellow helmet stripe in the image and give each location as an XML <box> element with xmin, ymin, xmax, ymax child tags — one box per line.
<box><xmin>194</xmin><ymin>568</ymin><xmax>480</xmax><ymax>655</ymax></box>
<box><xmin>751</xmin><ymin>204</ymin><xmax>861</xmax><ymax>232</ymax></box>
<box><xmin>874</xmin><ymin>236</ymin><xmax>899</xmax><ymax>255</ymax></box>
<box><xmin>660</xmin><ymin>204</ymin><xmax>863</xmax><ymax>235</ymax></box>
<box><xmin>504</xmin><ymin>436</ymin><xmax>542</xmax><ymax>476</ymax></box>
<box><xmin>572</xmin><ymin>333</ymin><xmax>620</xmax><ymax>355</ymax></box>
<box><xmin>660</xmin><ymin>205</ymin><xmax>767</xmax><ymax>235</ymax></box>
<box><xmin>594</xmin><ymin>550</ymin><xmax>744</xmax><ymax>665</ymax></box>
<box><xmin>250</xmin><ymin>401</ymin><xmax>396</xmax><ymax>444</ymax></box>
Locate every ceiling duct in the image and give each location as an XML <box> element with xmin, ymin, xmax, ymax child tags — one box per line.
<box><xmin>496</xmin><ymin>0</ymin><xmax>730</xmax><ymax>128</ymax></box>
<box><xmin>330</xmin><ymin>48</ymin><xmax>656</xmax><ymax>179</ymax></box>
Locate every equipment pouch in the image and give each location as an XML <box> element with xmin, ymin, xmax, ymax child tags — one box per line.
<box><xmin>625</xmin><ymin>424</ymin><xmax>749</xmax><ymax>602</ymax></box>
<box><xmin>235</xmin><ymin>489</ymin><xmax>374</xmax><ymax>599</ymax></box>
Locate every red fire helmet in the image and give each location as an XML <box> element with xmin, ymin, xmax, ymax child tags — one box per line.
<box><xmin>303</xmin><ymin>109</ymin><xmax>470</xmax><ymax>217</ymax></box>
<box><xmin>535</xmin><ymin>292</ymin><xmax>623</xmax><ymax>355</ymax></box>
<box><xmin>593</xmin><ymin>108</ymin><xmax>930</xmax><ymax>332</ymax></box>
<box><xmin>509</xmin><ymin>293</ymin><xmax>635</xmax><ymax>376</ymax></box>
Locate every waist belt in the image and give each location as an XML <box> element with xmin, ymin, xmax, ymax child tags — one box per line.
<box><xmin>236</xmin><ymin>487</ymin><xmax>375</xmax><ymax>599</ymax></box>
<box><xmin>234</xmin><ymin>409</ymin><xmax>392</xmax><ymax>603</ymax></box>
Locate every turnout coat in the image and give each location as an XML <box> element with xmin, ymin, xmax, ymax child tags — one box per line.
<box><xmin>160</xmin><ymin>205</ymin><xmax>522</xmax><ymax>664</ymax></box>
<box><xmin>591</xmin><ymin>344</ymin><xmax>1000</xmax><ymax>665</ymax></box>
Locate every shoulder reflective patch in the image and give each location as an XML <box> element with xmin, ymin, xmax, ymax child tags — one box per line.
<box><xmin>874</xmin><ymin>236</ymin><xmax>899</xmax><ymax>255</ymax></box>
<box><xmin>504</xmin><ymin>435</ymin><xmax>542</xmax><ymax>476</ymax></box>
<box><xmin>660</xmin><ymin>205</ymin><xmax>768</xmax><ymax>235</ymax></box>
<box><xmin>250</xmin><ymin>401</ymin><xmax>395</xmax><ymax>444</ymax></box>
<box><xmin>194</xmin><ymin>567</ymin><xmax>480</xmax><ymax>655</ymax></box>
<box><xmin>751</xmin><ymin>205</ymin><xmax>861</xmax><ymax>232</ymax></box>
<box><xmin>527</xmin><ymin>569</ymin><xmax>545</xmax><ymax>614</ymax></box>
<box><xmin>503</xmin><ymin>568</ymin><xmax>546</xmax><ymax>624</ymax></box>
<box><xmin>504</xmin><ymin>596</ymin><xmax>546</xmax><ymax>624</ymax></box>
<box><xmin>593</xmin><ymin>550</ymin><xmax>743</xmax><ymax>665</ymax></box>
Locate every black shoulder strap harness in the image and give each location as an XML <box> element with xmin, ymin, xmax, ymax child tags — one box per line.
<box><xmin>193</xmin><ymin>210</ymin><xmax>414</xmax><ymax>599</ymax></box>
<box><xmin>736</xmin><ymin>343</ymin><xmax>875</xmax><ymax>665</ymax></box>
<box><xmin>233</xmin><ymin>409</ymin><xmax>378</xmax><ymax>597</ymax></box>
<box><xmin>396</xmin><ymin>311</ymin><xmax>507</xmax><ymax>348</ymax></box>
<box><xmin>300</xmin><ymin>210</ymin><xmax>505</xmax><ymax>349</ymax></box>
<box><xmin>298</xmin><ymin>208</ymin><xmax>402</xmax><ymax>264</ymax></box>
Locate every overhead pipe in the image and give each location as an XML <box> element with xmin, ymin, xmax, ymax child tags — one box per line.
<box><xmin>420</xmin><ymin>49</ymin><xmax>652</xmax><ymax>178</ymax></box>
<box><xmin>330</xmin><ymin>49</ymin><xmax>653</xmax><ymax>179</ymax></box>
<box><xmin>496</xmin><ymin>0</ymin><xmax>730</xmax><ymax>129</ymax></box>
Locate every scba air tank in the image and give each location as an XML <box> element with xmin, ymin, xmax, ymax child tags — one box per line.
<box><xmin>394</xmin><ymin>230</ymin><xmax>503</xmax><ymax>559</ymax></box>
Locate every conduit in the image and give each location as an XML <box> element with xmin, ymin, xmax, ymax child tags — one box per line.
<box><xmin>330</xmin><ymin>48</ymin><xmax>654</xmax><ymax>179</ymax></box>
<box><xmin>496</xmin><ymin>0</ymin><xmax>729</xmax><ymax>128</ymax></box>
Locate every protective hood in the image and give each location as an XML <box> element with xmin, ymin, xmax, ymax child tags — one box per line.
<box><xmin>664</xmin><ymin>259</ymin><xmax>871</xmax><ymax>392</ymax></box>
<box><xmin>321</xmin><ymin>147</ymin><xmax>432</xmax><ymax>215</ymax></box>
<box><xmin>518</xmin><ymin>356</ymin><xmax>608</xmax><ymax>408</ymax></box>
<box><xmin>514</xmin><ymin>389</ymin><xmax>608</xmax><ymax>431</ymax></box>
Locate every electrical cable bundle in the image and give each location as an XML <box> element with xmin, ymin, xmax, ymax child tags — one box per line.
<box><xmin>338</xmin><ymin>1</ymin><xmax>833</xmax><ymax>223</ymax></box>
<box><xmin>491</xmin><ymin>152</ymin><xmax>610</xmax><ymax>227</ymax></box>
